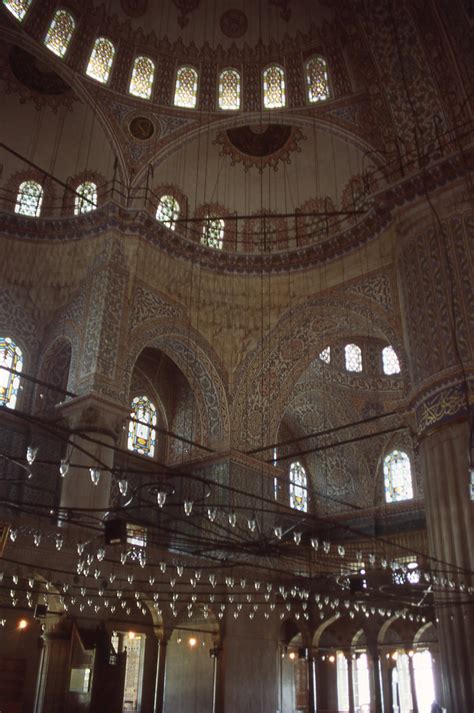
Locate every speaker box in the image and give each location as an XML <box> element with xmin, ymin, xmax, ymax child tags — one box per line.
<box><xmin>104</xmin><ymin>519</ymin><xmax>127</xmax><ymax>545</ymax></box>
<box><xmin>34</xmin><ymin>603</ymin><xmax>48</xmax><ymax>618</ymax></box>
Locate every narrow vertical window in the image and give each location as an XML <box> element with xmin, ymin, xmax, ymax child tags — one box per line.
<box><xmin>129</xmin><ymin>56</ymin><xmax>155</xmax><ymax>99</ymax></box>
<box><xmin>289</xmin><ymin>461</ymin><xmax>307</xmax><ymax>512</ymax></box>
<box><xmin>306</xmin><ymin>56</ymin><xmax>330</xmax><ymax>103</ymax></box>
<box><xmin>156</xmin><ymin>195</ymin><xmax>180</xmax><ymax>230</ymax></box>
<box><xmin>202</xmin><ymin>216</ymin><xmax>224</xmax><ymax>249</ymax></box>
<box><xmin>218</xmin><ymin>68</ymin><xmax>240</xmax><ymax>110</ymax></box>
<box><xmin>3</xmin><ymin>0</ymin><xmax>32</xmax><ymax>21</ymax></box>
<box><xmin>44</xmin><ymin>9</ymin><xmax>75</xmax><ymax>58</ymax></box>
<box><xmin>74</xmin><ymin>181</ymin><xmax>97</xmax><ymax>215</ymax></box>
<box><xmin>0</xmin><ymin>337</ymin><xmax>23</xmax><ymax>409</ymax></box>
<box><xmin>263</xmin><ymin>65</ymin><xmax>286</xmax><ymax>109</ymax></box>
<box><xmin>382</xmin><ymin>345</ymin><xmax>401</xmax><ymax>375</ymax></box>
<box><xmin>383</xmin><ymin>450</ymin><xmax>413</xmax><ymax>503</ymax></box>
<box><xmin>15</xmin><ymin>181</ymin><xmax>43</xmax><ymax>217</ymax></box>
<box><xmin>86</xmin><ymin>37</ymin><xmax>115</xmax><ymax>84</ymax></box>
<box><xmin>344</xmin><ymin>343</ymin><xmax>362</xmax><ymax>372</ymax></box>
<box><xmin>128</xmin><ymin>396</ymin><xmax>157</xmax><ymax>458</ymax></box>
<box><xmin>174</xmin><ymin>66</ymin><xmax>198</xmax><ymax>108</ymax></box>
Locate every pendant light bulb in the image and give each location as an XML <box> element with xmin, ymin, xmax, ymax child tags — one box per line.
<box><xmin>59</xmin><ymin>459</ymin><xmax>70</xmax><ymax>477</ymax></box>
<box><xmin>274</xmin><ymin>526</ymin><xmax>283</xmax><ymax>540</ymax></box>
<box><xmin>228</xmin><ymin>511</ymin><xmax>237</xmax><ymax>528</ymax></box>
<box><xmin>26</xmin><ymin>446</ymin><xmax>38</xmax><ymax>465</ymax></box>
<box><xmin>118</xmin><ymin>479</ymin><xmax>128</xmax><ymax>496</ymax></box>
<box><xmin>157</xmin><ymin>491</ymin><xmax>167</xmax><ymax>508</ymax></box>
<box><xmin>247</xmin><ymin>516</ymin><xmax>257</xmax><ymax>532</ymax></box>
<box><xmin>207</xmin><ymin>507</ymin><xmax>217</xmax><ymax>522</ymax></box>
<box><xmin>89</xmin><ymin>467</ymin><xmax>101</xmax><ymax>486</ymax></box>
<box><xmin>293</xmin><ymin>531</ymin><xmax>302</xmax><ymax>546</ymax></box>
<box><xmin>184</xmin><ymin>499</ymin><xmax>193</xmax><ymax>516</ymax></box>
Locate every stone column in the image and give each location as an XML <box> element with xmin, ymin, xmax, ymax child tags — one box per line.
<box><xmin>154</xmin><ymin>637</ymin><xmax>168</xmax><ymax>713</ymax></box>
<box><xmin>346</xmin><ymin>653</ymin><xmax>355</xmax><ymax>713</ymax></box>
<box><xmin>58</xmin><ymin>394</ymin><xmax>128</xmax><ymax>515</ymax></box>
<box><xmin>307</xmin><ymin>655</ymin><xmax>316</xmax><ymax>713</ymax></box>
<box><xmin>397</xmin><ymin>191</ymin><xmax>474</xmax><ymax>712</ymax></box>
<box><xmin>369</xmin><ymin>651</ymin><xmax>383</xmax><ymax>713</ymax></box>
<box><xmin>407</xmin><ymin>655</ymin><xmax>419</xmax><ymax>713</ymax></box>
<box><xmin>419</xmin><ymin>421</ymin><xmax>473</xmax><ymax>710</ymax></box>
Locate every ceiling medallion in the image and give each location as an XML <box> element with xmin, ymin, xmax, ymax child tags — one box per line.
<box><xmin>129</xmin><ymin>116</ymin><xmax>155</xmax><ymax>141</ymax></box>
<box><xmin>120</xmin><ymin>0</ymin><xmax>148</xmax><ymax>17</ymax></box>
<box><xmin>172</xmin><ymin>0</ymin><xmax>200</xmax><ymax>28</ymax></box>
<box><xmin>214</xmin><ymin>124</ymin><xmax>305</xmax><ymax>172</ymax></box>
<box><xmin>220</xmin><ymin>9</ymin><xmax>248</xmax><ymax>39</ymax></box>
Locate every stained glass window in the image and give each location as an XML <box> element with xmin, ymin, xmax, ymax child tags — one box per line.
<box><xmin>44</xmin><ymin>9</ymin><xmax>75</xmax><ymax>58</ymax></box>
<box><xmin>202</xmin><ymin>216</ymin><xmax>224</xmax><ymax>249</ymax></box>
<box><xmin>74</xmin><ymin>181</ymin><xmax>97</xmax><ymax>215</ymax></box>
<box><xmin>3</xmin><ymin>0</ymin><xmax>32</xmax><ymax>21</ymax></box>
<box><xmin>129</xmin><ymin>55</ymin><xmax>155</xmax><ymax>99</ymax></box>
<box><xmin>384</xmin><ymin>450</ymin><xmax>413</xmax><ymax>503</ymax></box>
<box><xmin>15</xmin><ymin>181</ymin><xmax>43</xmax><ymax>217</ymax></box>
<box><xmin>86</xmin><ymin>37</ymin><xmax>115</xmax><ymax>84</ymax></box>
<box><xmin>345</xmin><ymin>343</ymin><xmax>362</xmax><ymax>372</ymax></box>
<box><xmin>382</xmin><ymin>345</ymin><xmax>401</xmax><ymax>375</ymax></box>
<box><xmin>218</xmin><ymin>68</ymin><xmax>240</xmax><ymax>110</ymax></box>
<box><xmin>263</xmin><ymin>65</ymin><xmax>286</xmax><ymax>109</ymax></box>
<box><xmin>289</xmin><ymin>461</ymin><xmax>307</xmax><ymax>512</ymax></box>
<box><xmin>306</xmin><ymin>56</ymin><xmax>330</xmax><ymax>103</ymax></box>
<box><xmin>0</xmin><ymin>337</ymin><xmax>23</xmax><ymax>409</ymax></box>
<box><xmin>156</xmin><ymin>195</ymin><xmax>180</xmax><ymax>230</ymax></box>
<box><xmin>174</xmin><ymin>66</ymin><xmax>198</xmax><ymax>108</ymax></box>
<box><xmin>127</xmin><ymin>395</ymin><xmax>157</xmax><ymax>458</ymax></box>
<box><xmin>319</xmin><ymin>346</ymin><xmax>331</xmax><ymax>364</ymax></box>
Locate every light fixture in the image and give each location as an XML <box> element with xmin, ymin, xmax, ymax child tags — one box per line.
<box><xmin>189</xmin><ymin>637</ymin><xmax>197</xmax><ymax>647</ymax></box>
<box><xmin>157</xmin><ymin>491</ymin><xmax>167</xmax><ymax>508</ymax></box>
<box><xmin>90</xmin><ymin>467</ymin><xmax>101</xmax><ymax>485</ymax></box>
<box><xmin>118</xmin><ymin>479</ymin><xmax>128</xmax><ymax>496</ymax></box>
<box><xmin>59</xmin><ymin>459</ymin><xmax>70</xmax><ymax>477</ymax></box>
<box><xmin>184</xmin><ymin>499</ymin><xmax>193</xmax><ymax>516</ymax></box>
<box><xmin>26</xmin><ymin>446</ymin><xmax>38</xmax><ymax>465</ymax></box>
<box><xmin>17</xmin><ymin>618</ymin><xmax>28</xmax><ymax>630</ymax></box>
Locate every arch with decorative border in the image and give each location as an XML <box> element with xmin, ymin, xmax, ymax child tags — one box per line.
<box><xmin>124</xmin><ymin>321</ymin><xmax>229</xmax><ymax>446</ymax></box>
<box><xmin>231</xmin><ymin>293</ymin><xmax>405</xmax><ymax>449</ymax></box>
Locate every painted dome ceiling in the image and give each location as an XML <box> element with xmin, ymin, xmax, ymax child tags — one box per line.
<box><xmin>108</xmin><ymin>0</ymin><xmax>336</xmax><ymax>50</ymax></box>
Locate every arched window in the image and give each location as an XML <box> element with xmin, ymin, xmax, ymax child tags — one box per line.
<box><xmin>382</xmin><ymin>345</ymin><xmax>401</xmax><ymax>375</ymax></box>
<box><xmin>319</xmin><ymin>346</ymin><xmax>331</xmax><ymax>364</ymax></box>
<box><xmin>202</xmin><ymin>216</ymin><xmax>224</xmax><ymax>249</ymax></box>
<box><xmin>289</xmin><ymin>461</ymin><xmax>307</xmax><ymax>512</ymax></box>
<box><xmin>128</xmin><ymin>395</ymin><xmax>157</xmax><ymax>458</ymax></box>
<box><xmin>74</xmin><ymin>181</ymin><xmax>97</xmax><ymax>215</ymax></box>
<box><xmin>263</xmin><ymin>65</ymin><xmax>286</xmax><ymax>109</ymax></box>
<box><xmin>15</xmin><ymin>180</ymin><xmax>43</xmax><ymax>217</ymax></box>
<box><xmin>86</xmin><ymin>37</ymin><xmax>115</xmax><ymax>84</ymax></box>
<box><xmin>345</xmin><ymin>343</ymin><xmax>362</xmax><ymax>372</ymax></box>
<box><xmin>156</xmin><ymin>195</ymin><xmax>180</xmax><ymax>230</ymax></box>
<box><xmin>306</xmin><ymin>56</ymin><xmax>330</xmax><ymax>103</ymax></box>
<box><xmin>174</xmin><ymin>66</ymin><xmax>198</xmax><ymax>108</ymax></box>
<box><xmin>3</xmin><ymin>0</ymin><xmax>32</xmax><ymax>21</ymax></box>
<box><xmin>0</xmin><ymin>337</ymin><xmax>23</xmax><ymax>409</ymax></box>
<box><xmin>129</xmin><ymin>55</ymin><xmax>155</xmax><ymax>99</ymax></box>
<box><xmin>383</xmin><ymin>450</ymin><xmax>413</xmax><ymax>503</ymax></box>
<box><xmin>218</xmin><ymin>68</ymin><xmax>241</xmax><ymax>110</ymax></box>
<box><xmin>44</xmin><ymin>9</ymin><xmax>75</xmax><ymax>58</ymax></box>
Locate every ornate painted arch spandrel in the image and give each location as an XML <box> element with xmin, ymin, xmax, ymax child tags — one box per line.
<box><xmin>231</xmin><ymin>293</ymin><xmax>405</xmax><ymax>449</ymax></box>
<box><xmin>124</xmin><ymin>321</ymin><xmax>229</xmax><ymax>446</ymax></box>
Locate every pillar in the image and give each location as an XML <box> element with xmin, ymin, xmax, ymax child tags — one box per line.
<box><xmin>408</xmin><ymin>655</ymin><xmax>419</xmax><ymax>713</ymax></box>
<box><xmin>369</xmin><ymin>651</ymin><xmax>383</xmax><ymax>713</ymax></box>
<box><xmin>154</xmin><ymin>637</ymin><xmax>168</xmax><ymax>713</ymax></box>
<box><xmin>397</xmin><ymin>191</ymin><xmax>474</xmax><ymax>712</ymax></box>
<box><xmin>58</xmin><ymin>394</ymin><xmax>128</xmax><ymax>514</ymax></box>
<box><xmin>346</xmin><ymin>653</ymin><xmax>355</xmax><ymax>713</ymax></box>
<box><xmin>307</xmin><ymin>655</ymin><xmax>316</xmax><ymax>713</ymax></box>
